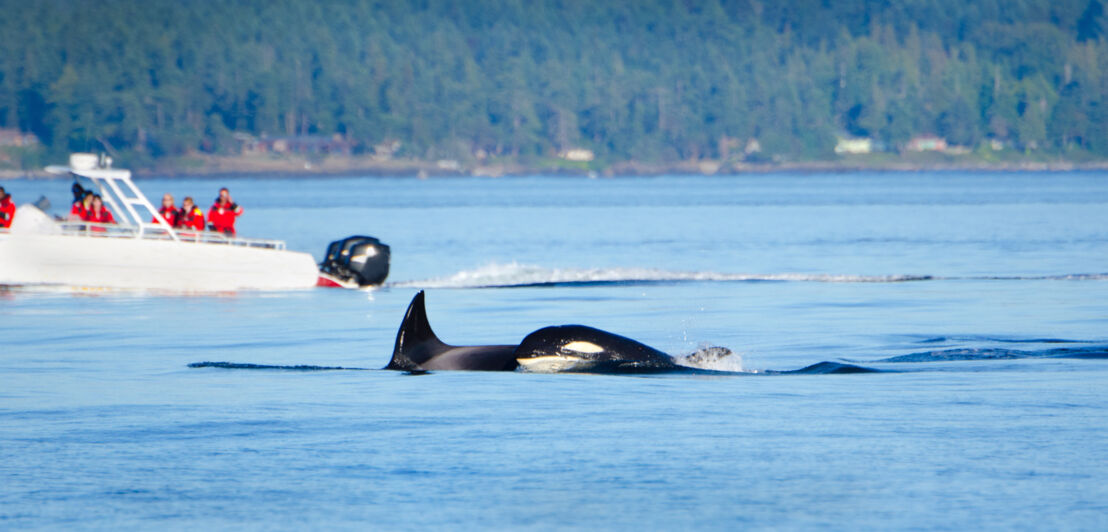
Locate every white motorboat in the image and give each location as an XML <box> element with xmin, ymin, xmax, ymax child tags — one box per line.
<box><xmin>0</xmin><ymin>153</ymin><xmax>389</xmax><ymax>291</ymax></box>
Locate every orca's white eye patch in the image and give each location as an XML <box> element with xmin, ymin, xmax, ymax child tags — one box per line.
<box><xmin>562</xmin><ymin>341</ymin><xmax>603</xmax><ymax>354</ymax></box>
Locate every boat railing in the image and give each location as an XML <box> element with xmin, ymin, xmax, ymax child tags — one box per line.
<box><xmin>56</xmin><ymin>221</ymin><xmax>287</xmax><ymax>250</ymax></box>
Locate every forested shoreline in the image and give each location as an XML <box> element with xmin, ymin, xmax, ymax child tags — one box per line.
<box><xmin>1</xmin><ymin>0</ymin><xmax>1107</xmax><ymax>172</ymax></box>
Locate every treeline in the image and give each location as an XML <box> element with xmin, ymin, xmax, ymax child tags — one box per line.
<box><xmin>1</xmin><ymin>0</ymin><xmax>1107</xmax><ymax>166</ymax></box>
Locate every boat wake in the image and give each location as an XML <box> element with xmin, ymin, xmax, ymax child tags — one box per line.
<box><xmin>870</xmin><ymin>345</ymin><xmax>1108</xmax><ymax>364</ymax></box>
<box><xmin>188</xmin><ymin>362</ymin><xmax>368</xmax><ymax>371</ymax></box>
<box><xmin>391</xmin><ymin>263</ymin><xmax>1108</xmax><ymax>289</ymax></box>
<box><xmin>390</xmin><ymin>262</ymin><xmax>935</xmax><ymax>289</ymax></box>
<box><xmin>972</xmin><ymin>273</ymin><xmax>1108</xmax><ymax>281</ymax></box>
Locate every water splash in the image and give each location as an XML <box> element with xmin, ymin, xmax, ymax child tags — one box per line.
<box><xmin>673</xmin><ymin>345</ymin><xmax>749</xmax><ymax>373</ymax></box>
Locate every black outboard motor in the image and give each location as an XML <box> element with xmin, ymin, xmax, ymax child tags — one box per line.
<box><xmin>319</xmin><ymin>235</ymin><xmax>391</xmax><ymax>287</ymax></box>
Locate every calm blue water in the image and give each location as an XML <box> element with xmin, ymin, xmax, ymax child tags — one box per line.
<box><xmin>2</xmin><ymin>172</ymin><xmax>1107</xmax><ymax>529</ymax></box>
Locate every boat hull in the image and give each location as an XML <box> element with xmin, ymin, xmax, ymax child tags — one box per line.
<box><xmin>0</xmin><ymin>232</ymin><xmax>319</xmax><ymax>291</ymax></box>
<box><xmin>316</xmin><ymin>271</ymin><xmax>363</xmax><ymax>289</ymax></box>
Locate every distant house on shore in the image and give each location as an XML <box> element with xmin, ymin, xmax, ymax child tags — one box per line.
<box><xmin>944</xmin><ymin>145</ymin><xmax>971</xmax><ymax>155</ymax></box>
<box><xmin>905</xmin><ymin>135</ymin><xmax>948</xmax><ymax>152</ymax></box>
<box><xmin>717</xmin><ymin>136</ymin><xmax>760</xmax><ymax>160</ymax></box>
<box><xmin>834</xmin><ymin>136</ymin><xmax>873</xmax><ymax>154</ymax></box>
<box><xmin>373</xmin><ymin>140</ymin><xmax>402</xmax><ymax>161</ymax></box>
<box><xmin>235</xmin><ymin>133</ymin><xmax>353</xmax><ymax>156</ymax></box>
<box><xmin>559</xmin><ymin>148</ymin><xmax>595</xmax><ymax>162</ymax></box>
<box><xmin>0</xmin><ymin>128</ymin><xmax>40</xmax><ymax>147</ymax></box>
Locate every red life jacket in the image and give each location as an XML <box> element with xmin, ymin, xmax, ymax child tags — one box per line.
<box><xmin>70</xmin><ymin>201</ymin><xmax>89</xmax><ymax>220</ymax></box>
<box><xmin>208</xmin><ymin>200</ymin><xmax>242</xmax><ymax>235</ymax></box>
<box><xmin>153</xmin><ymin>206</ymin><xmax>180</xmax><ymax>227</ymax></box>
<box><xmin>178</xmin><ymin>205</ymin><xmax>205</xmax><ymax>230</ymax></box>
<box><xmin>0</xmin><ymin>197</ymin><xmax>14</xmax><ymax>228</ymax></box>
<box><xmin>84</xmin><ymin>207</ymin><xmax>115</xmax><ymax>225</ymax></box>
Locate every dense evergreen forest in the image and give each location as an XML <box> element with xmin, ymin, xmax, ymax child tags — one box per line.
<box><xmin>1</xmin><ymin>0</ymin><xmax>1106</xmax><ymax>168</ymax></box>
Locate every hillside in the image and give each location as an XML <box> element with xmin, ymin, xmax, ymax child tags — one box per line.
<box><xmin>1</xmin><ymin>0</ymin><xmax>1106</xmax><ymax>172</ymax></box>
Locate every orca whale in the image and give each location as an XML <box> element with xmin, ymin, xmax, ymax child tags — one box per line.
<box><xmin>384</xmin><ymin>291</ymin><xmax>682</xmax><ymax>373</ymax></box>
<box><xmin>384</xmin><ymin>291</ymin><xmax>879</xmax><ymax>375</ymax></box>
<box><xmin>513</xmin><ymin>325</ymin><xmax>680</xmax><ymax>373</ymax></box>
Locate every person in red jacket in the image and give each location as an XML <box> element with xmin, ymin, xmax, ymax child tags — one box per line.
<box><xmin>178</xmin><ymin>196</ymin><xmax>205</xmax><ymax>231</ymax></box>
<box><xmin>208</xmin><ymin>187</ymin><xmax>243</xmax><ymax>236</ymax></box>
<box><xmin>0</xmin><ymin>187</ymin><xmax>15</xmax><ymax>229</ymax></box>
<box><xmin>83</xmin><ymin>195</ymin><xmax>115</xmax><ymax>231</ymax></box>
<box><xmin>152</xmin><ymin>193</ymin><xmax>179</xmax><ymax>227</ymax></box>
<box><xmin>70</xmin><ymin>191</ymin><xmax>93</xmax><ymax>220</ymax></box>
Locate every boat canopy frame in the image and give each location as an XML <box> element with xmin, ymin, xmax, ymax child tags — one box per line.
<box><xmin>44</xmin><ymin>155</ymin><xmax>285</xmax><ymax>250</ymax></box>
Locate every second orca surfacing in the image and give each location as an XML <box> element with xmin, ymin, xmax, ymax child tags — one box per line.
<box><xmin>385</xmin><ymin>291</ymin><xmax>681</xmax><ymax>373</ymax></box>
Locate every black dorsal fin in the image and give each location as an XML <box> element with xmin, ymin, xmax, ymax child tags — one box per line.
<box><xmin>385</xmin><ymin>291</ymin><xmax>451</xmax><ymax>370</ymax></box>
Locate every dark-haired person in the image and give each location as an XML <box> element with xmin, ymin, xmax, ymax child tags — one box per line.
<box><xmin>83</xmin><ymin>195</ymin><xmax>115</xmax><ymax>232</ymax></box>
<box><xmin>0</xmin><ymin>187</ymin><xmax>15</xmax><ymax>229</ymax></box>
<box><xmin>178</xmin><ymin>196</ymin><xmax>205</xmax><ymax>232</ymax></box>
<box><xmin>208</xmin><ymin>187</ymin><xmax>243</xmax><ymax>236</ymax></box>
